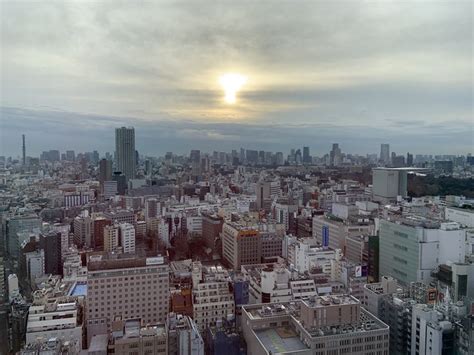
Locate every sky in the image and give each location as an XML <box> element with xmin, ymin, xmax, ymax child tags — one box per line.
<box><xmin>1</xmin><ymin>1</ymin><xmax>472</xmax><ymax>157</ymax></box>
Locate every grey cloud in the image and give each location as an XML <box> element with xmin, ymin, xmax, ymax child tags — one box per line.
<box><xmin>0</xmin><ymin>1</ymin><xmax>472</xmax><ymax>155</ymax></box>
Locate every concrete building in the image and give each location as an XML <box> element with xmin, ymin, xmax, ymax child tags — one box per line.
<box><xmin>345</xmin><ymin>234</ymin><xmax>369</xmax><ymax>265</ymax></box>
<box><xmin>119</xmin><ymin>223</ymin><xmax>135</xmax><ymax>254</ymax></box>
<box><xmin>362</xmin><ymin>276</ymin><xmax>399</xmax><ymax>316</ymax></box>
<box><xmin>411</xmin><ymin>303</ymin><xmax>458</xmax><ymax>355</ymax></box>
<box><xmin>86</xmin><ymin>254</ymin><xmax>169</xmax><ymax>344</ymax></box>
<box><xmin>445</xmin><ymin>206</ymin><xmax>474</xmax><ymax>228</ymax></box>
<box><xmin>7</xmin><ymin>214</ymin><xmax>42</xmax><ymax>262</ymax></box>
<box><xmin>289</xmin><ymin>279</ymin><xmax>317</xmax><ymax>300</ymax></box>
<box><xmin>73</xmin><ymin>213</ymin><xmax>92</xmax><ymax>248</ymax></box>
<box><xmin>222</xmin><ymin>222</ymin><xmax>260</xmax><ymax>270</ymax></box>
<box><xmin>115</xmin><ymin>127</ymin><xmax>136</xmax><ymax>182</ymax></box>
<box><xmin>99</xmin><ymin>159</ymin><xmax>113</xmax><ymax>194</ymax></box>
<box><xmin>103</xmin><ymin>225</ymin><xmax>119</xmax><ymax>252</ymax></box>
<box><xmin>104</xmin><ymin>209</ymin><xmax>135</xmax><ymax>226</ymax></box>
<box><xmin>242</xmin><ymin>264</ymin><xmax>293</xmax><ymax>304</ymax></box>
<box><xmin>312</xmin><ymin>214</ymin><xmax>371</xmax><ymax>252</ymax></box>
<box><xmin>201</xmin><ymin>213</ymin><xmax>223</xmax><ymax>251</ymax></box>
<box><xmin>379</xmin><ymin>218</ymin><xmax>466</xmax><ymax>285</ymax></box>
<box><xmin>288</xmin><ymin>238</ymin><xmax>336</xmax><ymax>274</ymax></box>
<box><xmin>103</xmin><ymin>181</ymin><xmax>118</xmax><ymax>199</ymax></box>
<box><xmin>256</xmin><ymin>179</ymin><xmax>280</xmax><ymax>211</ymax></box>
<box><xmin>145</xmin><ymin>198</ymin><xmax>160</xmax><ymax>221</ymax></box>
<box><xmin>26</xmin><ymin>300</ymin><xmax>83</xmax><ymax>352</ymax></box>
<box><xmin>431</xmin><ymin>262</ymin><xmax>474</xmax><ymax>303</ymax></box>
<box><xmin>23</xmin><ymin>248</ymin><xmax>45</xmax><ymax>285</ymax></box>
<box><xmin>108</xmin><ymin>318</ymin><xmax>167</xmax><ymax>354</ymax></box>
<box><xmin>92</xmin><ymin>216</ymin><xmax>112</xmax><ymax>250</ymax></box>
<box><xmin>380</xmin><ymin>144</ymin><xmax>390</xmax><ymax>165</ymax></box>
<box><xmin>372</xmin><ymin>167</ymin><xmax>409</xmax><ymax>202</ymax></box>
<box><xmin>167</xmin><ymin>313</ymin><xmax>204</xmax><ymax>355</ymax></box>
<box><xmin>191</xmin><ymin>263</ymin><xmax>234</xmax><ymax>331</ymax></box>
<box><xmin>40</xmin><ymin>231</ymin><xmax>62</xmax><ymax>276</ymax></box>
<box><xmin>242</xmin><ymin>295</ymin><xmax>389</xmax><ymax>355</ymax></box>
<box><xmin>8</xmin><ymin>273</ymin><xmax>20</xmax><ymax>301</ymax></box>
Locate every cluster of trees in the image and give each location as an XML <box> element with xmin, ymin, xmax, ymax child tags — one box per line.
<box><xmin>408</xmin><ymin>175</ymin><xmax>474</xmax><ymax>198</ymax></box>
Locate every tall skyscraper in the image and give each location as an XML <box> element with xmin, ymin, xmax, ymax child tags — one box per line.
<box><xmin>22</xmin><ymin>134</ymin><xmax>26</xmax><ymax>166</ymax></box>
<box><xmin>380</xmin><ymin>144</ymin><xmax>390</xmax><ymax>164</ymax></box>
<box><xmin>302</xmin><ymin>146</ymin><xmax>310</xmax><ymax>164</ymax></box>
<box><xmin>115</xmin><ymin>127</ymin><xmax>136</xmax><ymax>182</ymax></box>
<box><xmin>329</xmin><ymin>143</ymin><xmax>342</xmax><ymax>166</ymax></box>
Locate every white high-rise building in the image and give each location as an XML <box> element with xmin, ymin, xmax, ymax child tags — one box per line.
<box><xmin>115</xmin><ymin>127</ymin><xmax>136</xmax><ymax>182</ymax></box>
<box><xmin>24</xmin><ymin>249</ymin><xmax>45</xmax><ymax>285</ymax></box>
<box><xmin>119</xmin><ymin>223</ymin><xmax>136</xmax><ymax>254</ymax></box>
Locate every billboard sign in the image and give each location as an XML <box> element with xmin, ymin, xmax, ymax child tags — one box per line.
<box><xmin>322</xmin><ymin>225</ymin><xmax>329</xmax><ymax>248</ymax></box>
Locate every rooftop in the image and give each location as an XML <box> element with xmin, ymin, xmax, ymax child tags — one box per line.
<box><xmin>302</xmin><ymin>294</ymin><xmax>359</xmax><ymax>308</ymax></box>
<box><xmin>255</xmin><ymin>327</ymin><xmax>308</xmax><ymax>353</ymax></box>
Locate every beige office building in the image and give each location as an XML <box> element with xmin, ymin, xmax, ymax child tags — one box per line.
<box><xmin>86</xmin><ymin>254</ymin><xmax>169</xmax><ymax>345</ymax></box>
<box><xmin>222</xmin><ymin>222</ymin><xmax>261</xmax><ymax>270</ymax></box>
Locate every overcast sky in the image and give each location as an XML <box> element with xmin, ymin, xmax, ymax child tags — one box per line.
<box><xmin>1</xmin><ymin>1</ymin><xmax>472</xmax><ymax>157</ymax></box>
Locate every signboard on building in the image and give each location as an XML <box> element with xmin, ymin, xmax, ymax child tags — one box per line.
<box><xmin>322</xmin><ymin>225</ymin><xmax>329</xmax><ymax>248</ymax></box>
<box><xmin>146</xmin><ymin>256</ymin><xmax>164</xmax><ymax>265</ymax></box>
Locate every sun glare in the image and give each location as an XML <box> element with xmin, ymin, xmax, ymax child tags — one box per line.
<box><xmin>219</xmin><ymin>73</ymin><xmax>247</xmax><ymax>104</ymax></box>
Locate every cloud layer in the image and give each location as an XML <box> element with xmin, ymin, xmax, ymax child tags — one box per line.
<box><xmin>1</xmin><ymin>1</ymin><xmax>472</xmax><ymax>156</ymax></box>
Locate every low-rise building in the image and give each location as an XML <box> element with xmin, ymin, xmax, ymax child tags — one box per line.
<box><xmin>242</xmin><ymin>295</ymin><xmax>390</xmax><ymax>355</ymax></box>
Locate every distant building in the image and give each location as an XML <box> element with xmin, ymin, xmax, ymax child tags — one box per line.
<box><xmin>380</xmin><ymin>144</ymin><xmax>390</xmax><ymax>164</ymax></box>
<box><xmin>115</xmin><ymin>127</ymin><xmax>136</xmax><ymax>182</ymax></box>
<box><xmin>435</xmin><ymin>160</ymin><xmax>454</xmax><ymax>174</ymax></box>
<box><xmin>302</xmin><ymin>146</ymin><xmax>311</xmax><ymax>164</ymax></box>
<box><xmin>329</xmin><ymin>143</ymin><xmax>342</xmax><ymax>166</ymax></box>
<box><xmin>99</xmin><ymin>159</ymin><xmax>112</xmax><ymax>193</ymax></box>
<box><xmin>372</xmin><ymin>168</ymin><xmax>408</xmax><ymax>203</ymax></box>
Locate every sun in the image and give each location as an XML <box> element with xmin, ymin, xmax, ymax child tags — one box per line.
<box><xmin>219</xmin><ymin>73</ymin><xmax>247</xmax><ymax>104</ymax></box>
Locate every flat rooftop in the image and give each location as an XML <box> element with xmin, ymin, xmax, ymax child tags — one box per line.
<box><xmin>302</xmin><ymin>294</ymin><xmax>359</xmax><ymax>308</ymax></box>
<box><xmin>255</xmin><ymin>327</ymin><xmax>309</xmax><ymax>353</ymax></box>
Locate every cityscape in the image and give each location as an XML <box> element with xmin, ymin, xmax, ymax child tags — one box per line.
<box><xmin>1</xmin><ymin>1</ymin><xmax>473</xmax><ymax>355</ymax></box>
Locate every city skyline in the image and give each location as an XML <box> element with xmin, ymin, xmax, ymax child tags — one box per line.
<box><xmin>1</xmin><ymin>1</ymin><xmax>472</xmax><ymax>156</ymax></box>
<box><xmin>2</xmin><ymin>123</ymin><xmax>470</xmax><ymax>161</ymax></box>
